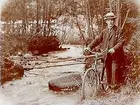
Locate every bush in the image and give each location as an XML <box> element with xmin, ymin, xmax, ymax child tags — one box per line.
<box><xmin>123</xmin><ymin>29</ymin><xmax>140</xmax><ymax>92</ymax></box>
<box><xmin>28</xmin><ymin>35</ymin><xmax>60</xmax><ymax>55</ymax></box>
<box><xmin>1</xmin><ymin>57</ymin><xmax>24</xmax><ymax>85</ymax></box>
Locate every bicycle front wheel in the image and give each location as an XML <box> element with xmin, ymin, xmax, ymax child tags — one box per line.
<box><xmin>81</xmin><ymin>68</ymin><xmax>99</xmax><ymax>100</ymax></box>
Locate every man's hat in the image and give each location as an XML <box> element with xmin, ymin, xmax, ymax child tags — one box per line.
<box><xmin>104</xmin><ymin>12</ymin><xmax>116</xmax><ymax>20</ymax></box>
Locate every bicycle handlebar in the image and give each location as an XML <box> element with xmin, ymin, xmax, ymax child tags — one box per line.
<box><xmin>85</xmin><ymin>48</ymin><xmax>108</xmax><ymax>58</ymax></box>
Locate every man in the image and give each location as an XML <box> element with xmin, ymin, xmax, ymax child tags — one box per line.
<box><xmin>85</xmin><ymin>12</ymin><xmax>125</xmax><ymax>89</ymax></box>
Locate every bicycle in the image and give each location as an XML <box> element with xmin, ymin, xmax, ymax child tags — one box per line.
<box><xmin>81</xmin><ymin>50</ymin><xmax>109</xmax><ymax>100</ymax></box>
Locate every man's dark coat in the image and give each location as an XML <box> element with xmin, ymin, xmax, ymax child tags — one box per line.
<box><xmin>88</xmin><ymin>25</ymin><xmax>125</xmax><ymax>63</ymax></box>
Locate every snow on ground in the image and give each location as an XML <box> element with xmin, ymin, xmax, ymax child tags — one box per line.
<box><xmin>0</xmin><ymin>90</ymin><xmax>15</xmax><ymax>105</ymax></box>
<box><xmin>1</xmin><ymin>45</ymin><xmax>140</xmax><ymax>105</ymax></box>
<box><xmin>1</xmin><ymin>45</ymin><xmax>84</xmax><ymax>105</ymax></box>
<box><xmin>49</xmin><ymin>45</ymin><xmax>84</xmax><ymax>58</ymax></box>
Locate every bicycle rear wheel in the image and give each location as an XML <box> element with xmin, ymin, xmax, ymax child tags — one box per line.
<box><xmin>101</xmin><ymin>68</ymin><xmax>109</xmax><ymax>91</ymax></box>
<box><xmin>81</xmin><ymin>68</ymin><xmax>99</xmax><ymax>100</ymax></box>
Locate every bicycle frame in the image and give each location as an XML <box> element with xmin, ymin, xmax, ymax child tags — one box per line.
<box><xmin>87</xmin><ymin>49</ymin><xmax>108</xmax><ymax>82</ymax></box>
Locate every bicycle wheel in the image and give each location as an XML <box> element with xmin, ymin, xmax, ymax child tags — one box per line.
<box><xmin>101</xmin><ymin>68</ymin><xmax>109</xmax><ymax>91</ymax></box>
<box><xmin>81</xmin><ymin>68</ymin><xmax>99</xmax><ymax>100</ymax></box>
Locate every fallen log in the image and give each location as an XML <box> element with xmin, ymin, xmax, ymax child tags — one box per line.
<box><xmin>34</xmin><ymin>62</ymin><xmax>85</xmax><ymax>69</ymax></box>
<box><xmin>23</xmin><ymin>55</ymin><xmax>95</xmax><ymax>63</ymax></box>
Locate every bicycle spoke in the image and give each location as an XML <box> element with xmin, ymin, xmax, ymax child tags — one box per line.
<box><xmin>81</xmin><ymin>69</ymin><xmax>99</xmax><ymax>100</ymax></box>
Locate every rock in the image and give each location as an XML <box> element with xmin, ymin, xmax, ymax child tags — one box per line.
<box><xmin>42</xmin><ymin>54</ymin><xmax>48</xmax><ymax>57</ymax></box>
<box><xmin>1</xmin><ymin>57</ymin><xmax>24</xmax><ymax>85</ymax></box>
<box><xmin>21</xmin><ymin>60</ymin><xmax>34</xmax><ymax>71</ymax></box>
<box><xmin>17</xmin><ymin>52</ymin><xmax>23</xmax><ymax>56</ymax></box>
<box><xmin>23</xmin><ymin>53</ymin><xmax>33</xmax><ymax>59</ymax></box>
<box><xmin>48</xmin><ymin>73</ymin><xmax>82</xmax><ymax>92</ymax></box>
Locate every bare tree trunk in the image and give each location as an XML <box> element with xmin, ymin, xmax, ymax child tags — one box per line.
<box><xmin>116</xmin><ymin>0</ymin><xmax>120</xmax><ymax>27</ymax></box>
<box><xmin>75</xmin><ymin>16</ymin><xmax>87</xmax><ymax>45</ymax></box>
<box><xmin>109</xmin><ymin>0</ymin><xmax>112</xmax><ymax>12</ymax></box>
<box><xmin>46</xmin><ymin>0</ymin><xmax>51</xmax><ymax>36</ymax></box>
<box><xmin>85</xmin><ymin>0</ymin><xmax>94</xmax><ymax>42</ymax></box>
<box><xmin>43</xmin><ymin>1</ymin><xmax>46</xmax><ymax>36</ymax></box>
<box><xmin>101</xmin><ymin>0</ymin><xmax>105</xmax><ymax>31</ymax></box>
<box><xmin>36</xmin><ymin>0</ymin><xmax>39</xmax><ymax>34</ymax></box>
<box><xmin>22</xmin><ymin>0</ymin><xmax>27</xmax><ymax>35</ymax></box>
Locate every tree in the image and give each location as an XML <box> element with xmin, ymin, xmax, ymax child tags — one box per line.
<box><xmin>1</xmin><ymin>0</ymin><xmax>139</xmax><ymax>56</ymax></box>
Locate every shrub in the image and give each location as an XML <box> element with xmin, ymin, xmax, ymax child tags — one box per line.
<box><xmin>28</xmin><ymin>35</ymin><xmax>60</xmax><ymax>55</ymax></box>
<box><xmin>1</xmin><ymin>57</ymin><xmax>24</xmax><ymax>85</ymax></box>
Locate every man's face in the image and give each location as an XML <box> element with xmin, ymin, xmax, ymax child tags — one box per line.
<box><xmin>105</xmin><ymin>19</ymin><xmax>115</xmax><ymax>29</ymax></box>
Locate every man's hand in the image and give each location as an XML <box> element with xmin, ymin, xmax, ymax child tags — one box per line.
<box><xmin>84</xmin><ymin>47</ymin><xmax>90</xmax><ymax>51</ymax></box>
<box><xmin>108</xmin><ymin>48</ymin><xmax>115</xmax><ymax>54</ymax></box>
<box><xmin>83</xmin><ymin>47</ymin><xmax>91</xmax><ymax>55</ymax></box>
